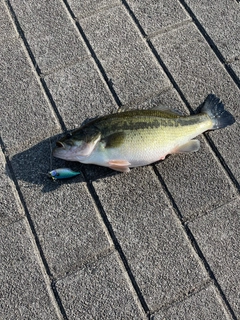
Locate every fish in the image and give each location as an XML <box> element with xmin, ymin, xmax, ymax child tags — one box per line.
<box><xmin>48</xmin><ymin>168</ymin><xmax>81</xmax><ymax>180</ymax></box>
<box><xmin>53</xmin><ymin>94</ymin><xmax>235</xmax><ymax>173</ymax></box>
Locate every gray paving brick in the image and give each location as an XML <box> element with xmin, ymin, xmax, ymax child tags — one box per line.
<box><xmin>0</xmin><ymin>219</ymin><xmax>59</xmax><ymax>320</ymax></box>
<box><xmin>133</xmin><ymin>88</ymin><xmax>189</xmax><ymax>114</ymax></box>
<box><xmin>68</xmin><ymin>0</ymin><xmax>119</xmax><ymax>19</ymax></box>
<box><xmin>0</xmin><ymin>149</ymin><xmax>24</xmax><ymax>227</ymax></box>
<box><xmin>151</xmin><ymin>23</ymin><xmax>240</xmax><ymax>183</ymax></box>
<box><xmin>0</xmin><ymin>1</ymin><xmax>17</xmax><ymax>41</ymax></box>
<box><xmin>93</xmin><ymin>167</ymin><xmax>208</xmax><ymax>311</ymax></box>
<box><xmin>189</xmin><ymin>199</ymin><xmax>240</xmax><ymax>318</ymax></box>
<box><xmin>230</xmin><ymin>59</ymin><xmax>240</xmax><ymax>80</ymax></box>
<box><xmin>127</xmin><ymin>0</ymin><xmax>190</xmax><ymax>36</ymax></box>
<box><xmin>136</xmin><ymin>90</ymin><xmax>237</xmax><ymax>220</ymax></box>
<box><xmin>0</xmin><ymin>37</ymin><xmax>59</xmax><ymax>154</ymax></box>
<box><xmin>154</xmin><ymin>285</ymin><xmax>231</xmax><ymax>320</ymax></box>
<box><xmin>10</xmin><ymin>139</ymin><xmax>110</xmax><ymax>277</ymax></box>
<box><xmin>184</xmin><ymin>0</ymin><xmax>240</xmax><ymax>60</ymax></box>
<box><xmin>81</xmin><ymin>6</ymin><xmax>169</xmax><ymax>105</ymax></box>
<box><xmin>44</xmin><ymin>58</ymin><xmax>117</xmax><ymax>129</ymax></box>
<box><xmin>155</xmin><ymin>135</ymin><xmax>237</xmax><ymax>220</ymax></box>
<box><xmin>56</xmin><ymin>252</ymin><xmax>146</xmax><ymax>319</ymax></box>
<box><xmin>9</xmin><ymin>0</ymin><xmax>88</xmax><ymax>72</ymax></box>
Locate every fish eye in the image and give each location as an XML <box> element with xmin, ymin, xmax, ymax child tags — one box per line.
<box><xmin>56</xmin><ymin>141</ymin><xmax>64</xmax><ymax>148</ymax></box>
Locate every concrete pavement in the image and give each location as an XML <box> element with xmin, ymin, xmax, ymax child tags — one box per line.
<box><xmin>0</xmin><ymin>0</ymin><xmax>239</xmax><ymax>319</ymax></box>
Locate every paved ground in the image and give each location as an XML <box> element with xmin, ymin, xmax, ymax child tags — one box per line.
<box><xmin>0</xmin><ymin>0</ymin><xmax>239</xmax><ymax>319</ymax></box>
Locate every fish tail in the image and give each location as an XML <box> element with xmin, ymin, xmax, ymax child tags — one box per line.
<box><xmin>200</xmin><ymin>94</ymin><xmax>235</xmax><ymax>130</ymax></box>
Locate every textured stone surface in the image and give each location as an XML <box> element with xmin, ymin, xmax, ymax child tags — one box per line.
<box><xmin>0</xmin><ymin>1</ymin><xmax>17</xmax><ymax>41</ymax></box>
<box><xmin>189</xmin><ymin>199</ymin><xmax>240</xmax><ymax>318</ymax></box>
<box><xmin>184</xmin><ymin>0</ymin><xmax>240</xmax><ymax>60</ymax></box>
<box><xmin>0</xmin><ymin>149</ymin><xmax>24</xmax><ymax>227</ymax></box>
<box><xmin>68</xmin><ymin>0</ymin><xmax>120</xmax><ymax>19</ymax></box>
<box><xmin>127</xmin><ymin>0</ymin><xmax>190</xmax><ymax>36</ymax></box>
<box><xmin>10</xmin><ymin>139</ymin><xmax>111</xmax><ymax>277</ymax></box>
<box><xmin>0</xmin><ymin>219</ymin><xmax>59</xmax><ymax>319</ymax></box>
<box><xmin>152</xmin><ymin>23</ymin><xmax>240</xmax><ymax>183</ymax></box>
<box><xmin>93</xmin><ymin>167</ymin><xmax>208</xmax><ymax>311</ymax></box>
<box><xmin>0</xmin><ymin>37</ymin><xmax>59</xmax><ymax>154</ymax></box>
<box><xmin>81</xmin><ymin>6</ymin><xmax>170</xmax><ymax>105</ymax></box>
<box><xmin>230</xmin><ymin>59</ymin><xmax>240</xmax><ymax>79</ymax></box>
<box><xmin>9</xmin><ymin>0</ymin><xmax>88</xmax><ymax>72</ymax></box>
<box><xmin>155</xmin><ymin>135</ymin><xmax>237</xmax><ymax>220</ymax></box>
<box><xmin>56</xmin><ymin>252</ymin><xmax>146</xmax><ymax>319</ymax></box>
<box><xmin>44</xmin><ymin>58</ymin><xmax>117</xmax><ymax>130</ymax></box>
<box><xmin>154</xmin><ymin>285</ymin><xmax>231</xmax><ymax>320</ymax></box>
<box><xmin>1</xmin><ymin>0</ymin><xmax>239</xmax><ymax>318</ymax></box>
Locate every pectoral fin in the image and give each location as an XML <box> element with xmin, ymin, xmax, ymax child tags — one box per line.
<box><xmin>108</xmin><ymin>160</ymin><xmax>131</xmax><ymax>172</ymax></box>
<box><xmin>173</xmin><ymin>140</ymin><xmax>200</xmax><ymax>154</ymax></box>
<box><xmin>79</xmin><ymin>140</ymin><xmax>99</xmax><ymax>156</ymax></box>
<box><xmin>103</xmin><ymin>132</ymin><xmax>125</xmax><ymax>148</ymax></box>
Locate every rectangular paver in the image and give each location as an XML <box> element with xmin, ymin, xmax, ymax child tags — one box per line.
<box><xmin>0</xmin><ymin>36</ymin><xmax>59</xmax><ymax>154</ymax></box>
<box><xmin>154</xmin><ymin>285</ymin><xmax>231</xmax><ymax>320</ymax></box>
<box><xmin>230</xmin><ymin>59</ymin><xmax>240</xmax><ymax>79</ymax></box>
<box><xmin>126</xmin><ymin>0</ymin><xmax>190</xmax><ymax>36</ymax></box>
<box><xmin>155</xmin><ymin>135</ymin><xmax>237</xmax><ymax>220</ymax></box>
<box><xmin>10</xmin><ymin>138</ymin><xmax>111</xmax><ymax>277</ymax></box>
<box><xmin>8</xmin><ymin>0</ymin><xmax>88</xmax><ymax>72</ymax></box>
<box><xmin>0</xmin><ymin>219</ymin><xmax>60</xmax><ymax>320</ymax></box>
<box><xmin>0</xmin><ymin>1</ymin><xmax>17</xmax><ymax>41</ymax></box>
<box><xmin>151</xmin><ymin>23</ymin><xmax>240</xmax><ymax>183</ymax></box>
<box><xmin>189</xmin><ymin>199</ymin><xmax>240</xmax><ymax>318</ymax></box>
<box><xmin>44</xmin><ymin>58</ymin><xmax>117</xmax><ymax>130</ymax></box>
<box><xmin>93</xmin><ymin>167</ymin><xmax>208</xmax><ymax>311</ymax></box>
<box><xmin>68</xmin><ymin>0</ymin><xmax>120</xmax><ymax>19</ymax></box>
<box><xmin>56</xmin><ymin>251</ymin><xmax>146</xmax><ymax>319</ymax></box>
<box><xmin>81</xmin><ymin>5</ymin><xmax>170</xmax><ymax>105</ymax></box>
<box><xmin>184</xmin><ymin>0</ymin><xmax>240</xmax><ymax>60</ymax></box>
<box><xmin>136</xmin><ymin>88</ymin><xmax>237</xmax><ymax>220</ymax></box>
<box><xmin>0</xmin><ymin>149</ymin><xmax>24</xmax><ymax>227</ymax></box>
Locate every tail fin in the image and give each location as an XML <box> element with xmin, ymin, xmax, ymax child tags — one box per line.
<box><xmin>201</xmin><ymin>94</ymin><xmax>235</xmax><ymax>130</ymax></box>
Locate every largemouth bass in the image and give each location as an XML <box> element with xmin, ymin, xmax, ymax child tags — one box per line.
<box><xmin>53</xmin><ymin>94</ymin><xmax>235</xmax><ymax>172</ymax></box>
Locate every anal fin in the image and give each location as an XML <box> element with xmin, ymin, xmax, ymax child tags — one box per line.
<box><xmin>173</xmin><ymin>140</ymin><xmax>200</xmax><ymax>154</ymax></box>
<box><xmin>108</xmin><ymin>160</ymin><xmax>131</xmax><ymax>173</ymax></box>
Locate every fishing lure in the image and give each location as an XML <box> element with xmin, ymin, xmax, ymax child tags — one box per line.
<box><xmin>48</xmin><ymin>168</ymin><xmax>81</xmax><ymax>181</ymax></box>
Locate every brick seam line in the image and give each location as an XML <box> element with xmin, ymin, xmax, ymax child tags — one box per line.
<box><xmin>60</xmin><ymin>0</ymin><xmax>156</xmax><ymax>317</ymax></box>
<box><xmin>178</xmin><ymin>0</ymin><xmax>240</xmax><ymax>90</ymax></box>
<box><xmin>152</xmin><ymin>165</ymin><xmax>238</xmax><ymax>320</ymax></box>
<box><xmin>4</xmin><ymin>1</ymin><xmax>68</xmax><ymax>134</ymax></box>
<box><xmin>120</xmin><ymin>0</ymin><xmax>239</xmax><ymax>317</ymax></box>
<box><xmin>2</xmin><ymin>0</ymin><xmax>238</xmax><ymax>318</ymax></box>
<box><xmin>120</xmin><ymin>0</ymin><xmax>240</xmax><ymax>193</ymax></box>
<box><xmin>61</xmin><ymin>0</ymin><xmax>123</xmax><ymax>108</ymax></box>
<box><xmin>3</xmin><ymin>0</ymin><xmax>150</xmax><ymax>318</ymax></box>
<box><xmin>0</xmin><ymin>137</ymin><xmax>68</xmax><ymax>320</ymax></box>
<box><xmin>85</xmin><ymin>177</ymin><xmax>151</xmax><ymax>318</ymax></box>
<box><xmin>3</xmin><ymin>1</ymin><xmax>71</xmax><ymax>319</ymax></box>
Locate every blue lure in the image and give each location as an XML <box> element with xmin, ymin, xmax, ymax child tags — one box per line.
<box><xmin>48</xmin><ymin>168</ymin><xmax>81</xmax><ymax>180</ymax></box>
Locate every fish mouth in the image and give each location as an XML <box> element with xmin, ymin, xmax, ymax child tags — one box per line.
<box><xmin>53</xmin><ymin>141</ymin><xmax>83</xmax><ymax>161</ymax></box>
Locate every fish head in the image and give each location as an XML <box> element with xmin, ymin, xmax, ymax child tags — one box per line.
<box><xmin>53</xmin><ymin>127</ymin><xmax>101</xmax><ymax>162</ymax></box>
